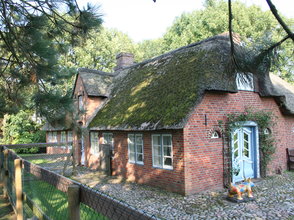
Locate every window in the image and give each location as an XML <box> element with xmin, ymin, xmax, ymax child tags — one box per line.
<box><xmin>49</xmin><ymin>131</ymin><xmax>57</xmax><ymax>143</ymax></box>
<box><xmin>103</xmin><ymin>133</ymin><xmax>113</xmax><ymax>145</ymax></box>
<box><xmin>61</xmin><ymin>131</ymin><xmax>67</xmax><ymax>148</ymax></box>
<box><xmin>211</xmin><ymin>131</ymin><xmax>220</xmax><ymax>139</ymax></box>
<box><xmin>152</xmin><ymin>134</ymin><xmax>173</xmax><ymax>169</ymax></box>
<box><xmin>78</xmin><ymin>95</ymin><xmax>84</xmax><ymax>111</ymax></box>
<box><xmin>236</xmin><ymin>72</ymin><xmax>254</xmax><ymax>91</ymax></box>
<box><xmin>264</xmin><ymin>128</ymin><xmax>271</xmax><ymax>135</ymax></box>
<box><xmin>90</xmin><ymin>132</ymin><xmax>99</xmax><ymax>155</ymax></box>
<box><xmin>67</xmin><ymin>131</ymin><xmax>73</xmax><ymax>149</ymax></box>
<box><xmin>48</xmin><ymin>132</ymin><xmax>52</xmax><ymax>142</ymax></box>
<box><xmin>128</xmin><ymin>134</ymin><xmax>144</xmax><ymax>164</ymax></box>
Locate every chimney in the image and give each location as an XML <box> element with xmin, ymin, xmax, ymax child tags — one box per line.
<box><xmin>218</xmin><ymin>32</ymin><xmax>241</xmax><ymax>45</ymax></box>
<box><xmin>114</xmin><ymin>52</ymin><xmax>134</xmax><ymax>71</ymax></box>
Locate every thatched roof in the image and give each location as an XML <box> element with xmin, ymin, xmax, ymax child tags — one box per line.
<box><xmin>73</xmin><ymin>68</ymin><xmax>115</xmax><ymax>97</ymax></box>
<box><xmin>89</xmin><ymin>35</ymin><xmax>293</xmax><ymax>131</ymax></box>
<box><xmin>270</xmin><ymin>73</ymin><xmax>294</xmax><ymax>115</ymax></box>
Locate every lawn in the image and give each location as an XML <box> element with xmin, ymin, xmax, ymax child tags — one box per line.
<box><xmin>23</xmin><ymin>171</ymin><xmax>108</xmax><ymax>220</ymax></box>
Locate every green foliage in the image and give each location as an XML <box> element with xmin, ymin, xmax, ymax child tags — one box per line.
<box><xmin>225</xmin><ymin>108</ymin><xmax>276</xmax><ymax>177</ymax></box>
<box><xmin>61</xmin><ymin>27</ymin><xmax>140</xmax><ymax>72</ymax></box>
<box><xmin>1</xmin><ymin>111</ymin><xmax>46</xmax><ymax>154</ymax></box>
<box><xmin>0</xmin><ymin>1</ymin><xmax>102</xmax><ymax>120</ymax></box>
<box><xmin>140</xmin><ymin>0</ymin><xmax>293</xmax><ymax>83</ymax></box>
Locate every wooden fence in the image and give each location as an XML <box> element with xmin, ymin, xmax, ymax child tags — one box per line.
<box><xmin>0</xmin><ymin>145</ymin><xmax>156</xmax><ymax>220</ymax></box>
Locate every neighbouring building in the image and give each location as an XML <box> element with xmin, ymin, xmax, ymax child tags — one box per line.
<box><xmin>43</xmin><ymin>35</ymin><xmax>294</xmax><ymax>195</ymax></box>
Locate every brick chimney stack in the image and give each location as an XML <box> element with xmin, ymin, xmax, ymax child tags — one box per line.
<box><xmin>114</xmin><ymin>52</ymin><xmax>134</xmax><ymax>71</ymax></box>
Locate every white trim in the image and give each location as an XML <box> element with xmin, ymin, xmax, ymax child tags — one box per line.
<box><xmin>60</xmin><ymin>131</ymin><xmax>67</xmax><ymax>149</ymax></box>
<box><xmin>236</xmin><ymin>72</ymin><xmax>254</xmax><ymax>91</ymax></box>
<box><xmin>152</xmin><ymin>134</ymin><xmax>173</xmax><ymax>170</ymax></box>
<box><xmin>67</xmin><ymin>131</ymin><xmax>73</xmax><ymax>149</ymax></box>
<box><xmin>231</xmin><ymin>121</ymin><xmax>260</xmax><ymax>183</ymax></box>
<box><xmin>128</xmin><ymin>134</ymin><xmax>144</xmax><ymax>165</ymax></box>
<box><xmin>90</xmin><ymin>131</ymin><xmax>99</xmax><ymax>155</ymax></box>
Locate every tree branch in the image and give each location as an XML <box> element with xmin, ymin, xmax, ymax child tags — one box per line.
<box><xmin>265</xmin><ymin>0</ymin><xmax>294</xmax><ymax>41</ymax></box>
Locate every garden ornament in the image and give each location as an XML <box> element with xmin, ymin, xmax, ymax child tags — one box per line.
<box><xmin>228</xmin><ymin>178</ymin><xmax>255</xmax><ymax>200</ymax></box>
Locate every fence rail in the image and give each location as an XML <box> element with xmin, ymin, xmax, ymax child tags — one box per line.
<box><xmin>1</xmin><ymin>142</ymin><xmax>72</xmax><ymax>149</ymax></box>
<box><xmin>0</xmin><ymin>144</ymin><xmax>156</xmax><ymax>220</ymax></box>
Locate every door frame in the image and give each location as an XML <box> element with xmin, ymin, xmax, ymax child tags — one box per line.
<box><xmin>231</xmin><ymin>121</ymin><xmax>260</xmax><ymax>183</ymax></box>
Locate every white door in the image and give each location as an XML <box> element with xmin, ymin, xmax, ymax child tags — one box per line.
<box><xmin>232</xmin><ymin>127</ymin><xmax>256</xmax><ymax>182</ymax></box>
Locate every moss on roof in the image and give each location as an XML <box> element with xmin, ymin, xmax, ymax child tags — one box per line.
<box><xmin>78</xmin><ymin>68</ymin><xmax>114</xmax><ymax>97</ymax></box>
<box><xmin>90</xmin><ymin>36</ymin><xmax>239</xmax><ymax>130</ymax></box>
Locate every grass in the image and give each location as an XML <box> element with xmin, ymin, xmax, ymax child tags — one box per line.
<box><xmin>23</xmin><ymin>172</ymin><xmax>108</xmax><ymax>220</ymax></box>
<box><xmin>0</xmin><ymin>184</ymin><xmax>16</xmax><ymax>220</ymax></box>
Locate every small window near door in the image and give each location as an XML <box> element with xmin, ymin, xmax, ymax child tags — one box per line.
<box><xmin>263</xmin><ymin>128</ymin><xmax>271</xmax><ymax>135</ymax></box>
<box><xmin>211</xmin><ymin>130</ymin><xmax>221</xmax><ymax>139</ymax></box>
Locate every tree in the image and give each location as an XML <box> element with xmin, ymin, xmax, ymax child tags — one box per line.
<box><xmin>0</xmin><ymin>0</ymin><xmax>102</xmax><ymax>120</ymax></box>
<box><xmin>150</xmin><ymin>0</ymin><xmax>293</xmax><ymax>83</ymax></box>
<box><xmin>61</xmin><ymin>27</ymin><xmax>140</xmax><ymax>72</ymax></box>
<box><xmin>1</xmin><ymin>111</ymin><xmax>46</xmax><ymax>153</ymax></box>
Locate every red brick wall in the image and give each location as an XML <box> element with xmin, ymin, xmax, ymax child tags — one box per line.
<box><xmin>46</xmin><ymin>131</ymin><xmax>72</xmax><ymax>154</ymax></box>
<box><xmin>184</xmin><ymin>91</ymin><xmax>294</xmax><ymax>194</ymax></box>
<box><xmin>88</xmin><ymin>130</ymin><xmax>186</xmax><ymax>194</ymax></box>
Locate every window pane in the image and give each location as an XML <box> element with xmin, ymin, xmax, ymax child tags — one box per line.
<box><xmin>136</xmin><ymin>144</ymin><xmax>143</xmax><ymax>153</ymax></box>
<box><xmin>154</xmin><ymin>156</ymin><xmax>161</xmax><ymax>167</ymax></box>
<box><xmin>61</xmin><ymin>132</ymin><xmax>66</xmax><ymax>142</ymax></box>
<box><xmin>136</xmin><ymin>135</ymin><xmax>143</xmax><ymax>144</ymax></box>
<box><xmin>67</xmin><ymin>131</ymin><xmax>73</xmax><ymax>142</ymax></box>
<box><xmin>130</xmin><ymin>152</ymin><xmax>135</xmax><ymax>162</ymax></box>
<box><xmin>137</xmin><ymin>154</ymin><xmax>143</xmax><ymax>162</ymax></box>
<box><xmin>164</xmin><ymin>157</ymin><xmax>172</xmax><ymax>166</ymax></box>
<box><xmin>164</xmin><ymin>146</ymin><xmax>171</xmax><ymax>156</ymax></box>
<box><xmin>154</xmin><ymin>146</ymin><xmax>161</xmax><ymax>156</ymax></box>
<box><xmin>52</xmin><ymin>132</ymin><xmax>57</xmax><ymax>142</ymax></box>
<box><xmin>163</xmin><ymin>135</ymin><xmax>171</xmax><ymax>146</ymax></box>
<box><xmin>153</xmin><ymin>135</ymin><xmax>160</xmax><ymax>146</ymax></box>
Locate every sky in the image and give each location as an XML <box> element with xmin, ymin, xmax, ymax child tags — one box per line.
<box><xmin>77</xmin><ymin>0</ymin><xmax>294</xmax><ymax>42</ymax></box>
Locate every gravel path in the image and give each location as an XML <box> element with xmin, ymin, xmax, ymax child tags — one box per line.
<box><xmin>71</xmin><ymin>169</ymin><xmax>294</xmax><ymax>220</ymax></box>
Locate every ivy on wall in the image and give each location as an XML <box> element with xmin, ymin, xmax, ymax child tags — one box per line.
<box><xmin>220</xmin><ymin>108</ymin><xmax>276</xmax><ymax>180</ymax></box>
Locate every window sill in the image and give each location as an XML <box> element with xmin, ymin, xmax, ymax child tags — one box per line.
<box><xmin>152</xmin><ymin>166</ymin><xmax>173</xmax><ymax>170</ymax></box>
<box><xmin>128</xmin><ymin>161</ymin><xmax>144</xmax><ymax>166</ymax></box>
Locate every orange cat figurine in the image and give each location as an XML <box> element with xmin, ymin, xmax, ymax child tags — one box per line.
<box><xmin>228</xmin><ymin>178</ymin><xmax>255</xmax><ymax>200</ymax></box>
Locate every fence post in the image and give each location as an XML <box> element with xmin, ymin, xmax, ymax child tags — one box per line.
<box><xmin>15</xmin><ymin>159</ymin><xmax>23</xmax><ymax>220</ymax></box>
<box><xmin>3</xmin><ymin>149</ymin><xmax>8</xmax><ymax>199</ymax></box>
<box><xmin>0</xmin><ymin>146</ymin><xmax>3</xmax><ymax>184</ymax></box>
<box><xmin>68</xmin><ymin>184</ymin><xmax>80</xmax><ymax>220</ymax></box>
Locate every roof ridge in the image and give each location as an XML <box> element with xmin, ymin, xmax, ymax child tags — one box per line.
<box><xmin>114</xmin><ymin>35</ymin><xmax>231</xmax><ymax>73</ymax></box>
<box><xmin>78</xmin><ymin>67</ymin><xmax>116</xmax><ymax>77</ymax></box>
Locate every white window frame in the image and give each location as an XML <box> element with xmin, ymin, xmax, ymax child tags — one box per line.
<box><xmin>152</xmin><ymin>134</ymin><xmax>173</xmax><ymax>170</ymax></box>
<box><xmin>67</xmin><ymin>131</ymin><xmax>73</xmax><ymax>149</ymax></box>
<box><xmin>48</xmin><ymin>132</ymin><xmax>52</xmax><ymax>142</ymax></box>
<box><xmin>90</xmin><ymin>132</ymin><xmax>99</xmax><ymax>155</ymax></box>
<box><xmin>103</xmin><ymin>133</ymin><xmax>113</xmax><ymax>146</ymax></box>
<box><xmin>236</xmin><ymin>72</ymin><xmax>254</xmax><ymax>91</ymax></box>
<box><xmin>211</xmin><ymin>131</ymin><xmax>220</xmax><ymax>139</ymax></box>
<box><xmin>128</xmin><ymin>134</ymin><xmax>144</xmax><ymax>165</ymax></box>
<box><xmin>78</xmin><ymin>95</ymin><xmax>84</xmax><ymax>111</ymax></box>
<box><xmin>60</xmin><ymin>131</ymin><xmax>67</xmax><ymax>149</ymax></box>
<box><xmin>52</xmin><ymin>131</ymin><xmax>57</xmax><ymax>143</ymax></box>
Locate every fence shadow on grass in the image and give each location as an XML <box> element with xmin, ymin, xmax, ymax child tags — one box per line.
<box><xmin>0</xmin><ymin>144</ymin><xmax>157</xmax><ymax>220</ymax></box>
